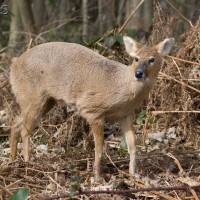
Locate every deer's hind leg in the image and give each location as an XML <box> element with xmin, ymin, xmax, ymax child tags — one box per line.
<box><xmin>10</xmin><ymin>96</ymin><xmax>55</xmax><ymax>162</ymax></box>
<box><xmin>10</xmin><ymin>117</ymin><xmax>23</xmax><ymax>160</ymax></box>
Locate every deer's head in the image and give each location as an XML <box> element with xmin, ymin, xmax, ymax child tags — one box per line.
<box><xmin>124</xmin><ymin>36</ymin><xmax>174</xmax><ymax>80</ymax></box>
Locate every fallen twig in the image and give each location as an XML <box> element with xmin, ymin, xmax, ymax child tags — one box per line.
<box><xmin>152</xmin><ymin>110</ymin><xmax>200</xmax><ymax>115</ymax></box>
<box><xmin>190</xmin><ymin>188</ymin><xmax>199</xmax><ymax>200</ymax></box>
<box><xmin>39</xmin><ymin>185</ymin><xmax>200</xmax><ymax>200</ymax></box>
<box><xmin>0</xmin><ymin>79</ymin><xmax>9</xmax><ymax>89</ymax></box>
<box><xmin>167</xmin><ymin>153</ymin><xmax>184</xmax><ymax>175</ymax></box>
<box><xmin>159</xmin><ymin>72</ymin><xmax>200</xmax><ymax>94</ymax></box>
<box><xmin>0</xmin><ymin>185</ymin><xmax>13</xmax><ymax>196</ymax></box>
<box><xmin>167</xmin><ymin>55</ymin><xmax>200</xmax><ymax>66</ymax></box>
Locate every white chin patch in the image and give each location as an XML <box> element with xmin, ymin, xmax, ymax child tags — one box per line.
<box><xmin>134</xmin><ymin>77</ymin><xmax>147</xmax><ymax>81</ymax></box>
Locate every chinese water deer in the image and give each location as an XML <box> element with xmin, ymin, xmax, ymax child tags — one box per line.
<box><xmin>10</xmin><ymin>36</ymin><xmax>174</xmax><ymax>181</ymax></box>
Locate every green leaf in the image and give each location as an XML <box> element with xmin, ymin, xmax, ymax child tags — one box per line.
<box><xmin>148</xmin><ymin>117</ymin><xmax>156</xmax><ymax>124</ymax></box>
<box><xmin>120</xmin><ymin>136</ymin><xmax>127</xmax><ymax>150</ymax></box>
<box><xmin>124</xmin><ymin>29</ymin><xmax>136</xmax><ymax>39</ymax></box>
<box><xmin>136</xmin><ymin>110</ymin><xmax>146</xmax><ymax>125</ymax></box>
<box><xmin>77</xmin><ymin>178</ymin><xmax>84</xmax><ymax>184</ymax></box>
<box><xmin>69</xmin><ymin>186</ymin><xmax>75</xmax><ymax>198</ymax></box>
<box><xmin>114</xmin><ymin>33</ymin><xmax>124</xmax><ymax>45</ymax></box>
<box><xmin>9</xmin><ymin>188</ymin><xmax>29</xmax><ymax>200</ymax></box>
<box><xmin>84</xmin><ymin>34</ymin><xmax>101</xmax><ymax>47</ymax></box>
<box><xmin>66</xmin><ymin>163</ymin><xmax>75</xmax><ymax>170</ymax></box>
<box><xmin>103</xmin><ymin>36</ymin><xmax>116</xmax><ymax>47</ymax></box>
<box><xmin>69</xmin><ymin>177</ymin><xmax>76</xmax><ymax>182</ymax></box>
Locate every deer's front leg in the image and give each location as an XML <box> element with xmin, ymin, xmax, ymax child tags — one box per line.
<box><xmin>90</xmin><ymin>121</ymin><xmax>104</xmax><ymax>182</ymax></box>
<box><xmin>120</xmin><ymin>115</ymin><xmax>136</xmax><ymax>175</ymax></box>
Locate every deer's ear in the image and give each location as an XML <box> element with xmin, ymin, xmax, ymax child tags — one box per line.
<box><xmin>155</xmin><ymin>38</ymin><xmax>175</xmax><ymax>56</ymax></box>
<box><xmin>123</xmin><ymin>36</ymin><xmax>140</xmax><ymax>57</ymax></box>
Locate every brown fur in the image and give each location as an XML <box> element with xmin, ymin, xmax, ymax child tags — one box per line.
<box><xmin>10</xmin><ymin>37</ymin><xmax>174</xmax><ymax>181</ymax></box>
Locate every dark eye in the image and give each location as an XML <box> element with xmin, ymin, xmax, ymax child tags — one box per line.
<box><xmin>134</xmin><ymin>57</ymin><xmax>139</xmax><ymax>62</ymax></box>
<box><xmin>148</xmin><ymin>57</ymin><xmax>155</xmax><ymax>64</ymax></box>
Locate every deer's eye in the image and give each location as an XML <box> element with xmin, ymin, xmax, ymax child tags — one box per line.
<box><xmin>148</xmin><ymin>57</ymin><xmax>155</xmax><ymax>64</ymax></box>
<box><xmin>134</xmin><ymin>57</ymin><xmax>139</xmax><ymax>62</ymax></box>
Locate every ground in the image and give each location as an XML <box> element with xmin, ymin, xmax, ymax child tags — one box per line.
<box><xmin>0</xmin><ymin>70</ymin><xmax>199</xmax><ymax>199</ymax></box>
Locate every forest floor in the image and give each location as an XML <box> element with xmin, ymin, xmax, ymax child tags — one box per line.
<box><xmin>0</xmin><ymin>68</ymin><xmax>200</xmax><ymax>200</ymax></box>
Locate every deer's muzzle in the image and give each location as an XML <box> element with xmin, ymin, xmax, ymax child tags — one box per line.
<box><xmin>135</xmin><ymin>61</ymin><xmax>148</xmax><ymax>79</ymax></box>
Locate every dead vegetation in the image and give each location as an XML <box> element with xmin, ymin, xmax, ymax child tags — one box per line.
<box><xmin>0</xmin><ymin>1</ymin><xmax>200</xmax><ymax>199</ymax></box>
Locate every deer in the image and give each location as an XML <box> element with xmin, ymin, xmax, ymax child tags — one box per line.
<box><xmin>10</xmin><ymin>36</ymin><xmax>174</xmax><ymax>181</ymax></box>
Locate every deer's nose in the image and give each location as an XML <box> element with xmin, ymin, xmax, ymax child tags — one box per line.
<box><xmin>135</xmin><ymin>69</ymin><xmax>144</xmax><ymax>79</ymax></box>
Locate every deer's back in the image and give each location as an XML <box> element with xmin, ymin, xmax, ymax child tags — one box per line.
<box><xmin>10</xmin><ymin>42</ymin><xmax>132</xmax><ymax>120</ymax></box>
<box><xmin>11</xmin><ymin>43</ymin><xmax>125</xmax><ymax>91</ymax></box>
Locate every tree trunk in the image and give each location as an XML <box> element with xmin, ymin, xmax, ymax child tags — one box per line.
<box><xmin>143</xmin><ymin>0</ymin><xmax>153</xmax><ymax>31</ymax></box>
<box><xmin>0</xmin><ymin>17</ymin><xmax>2</xmax><ymax>49</ymax></box>
<box><xmin>33</xmin><ymin>0</ymin><xmax>45</xmax><ymax>31</ymax></box>
<box><xmin>117</xmin><ymin>0</ymin><xmax>126</xmax><ymax>26</ymax></box>
<box><xmin>98</xmin><ymin>0</ymin><xmax>103</xmax><ymax>34</ymax></box>
<box><xmin>8</xmin><ymin>0</ymin><xmax>22</xmax><ymax>49</ymax></box>
<box><xmin>17</xmin><ymin>0</ymin><xmax>35</xmax><ymax>32</ymax></box>
<box><xmin>82</xmin><ymin>0</ymin><xmax>88</xmax><ymax>41</ymax></box>
<box><xmin>59</xmin><ymin>0</ymin><xmax>69</xmax><ymax>20</ymax></box>
<box><xmin>104</xmin><ymin>0</ymin><xmax>115</xmax><ymax>30</ymax></box>
<box><xmin>58</xmin><ymin>0</ymin><xmax>68</xmax><ymax>40</ymax></box>
<box><xmin>125</xmin><ymin>0</ymin><xmax>142</xmax><ymax>30</ymax></box>
<box><xmin>98</xmin><ymin>0</ymin><xmax>115</xmax><ymax>34</ymax></box>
